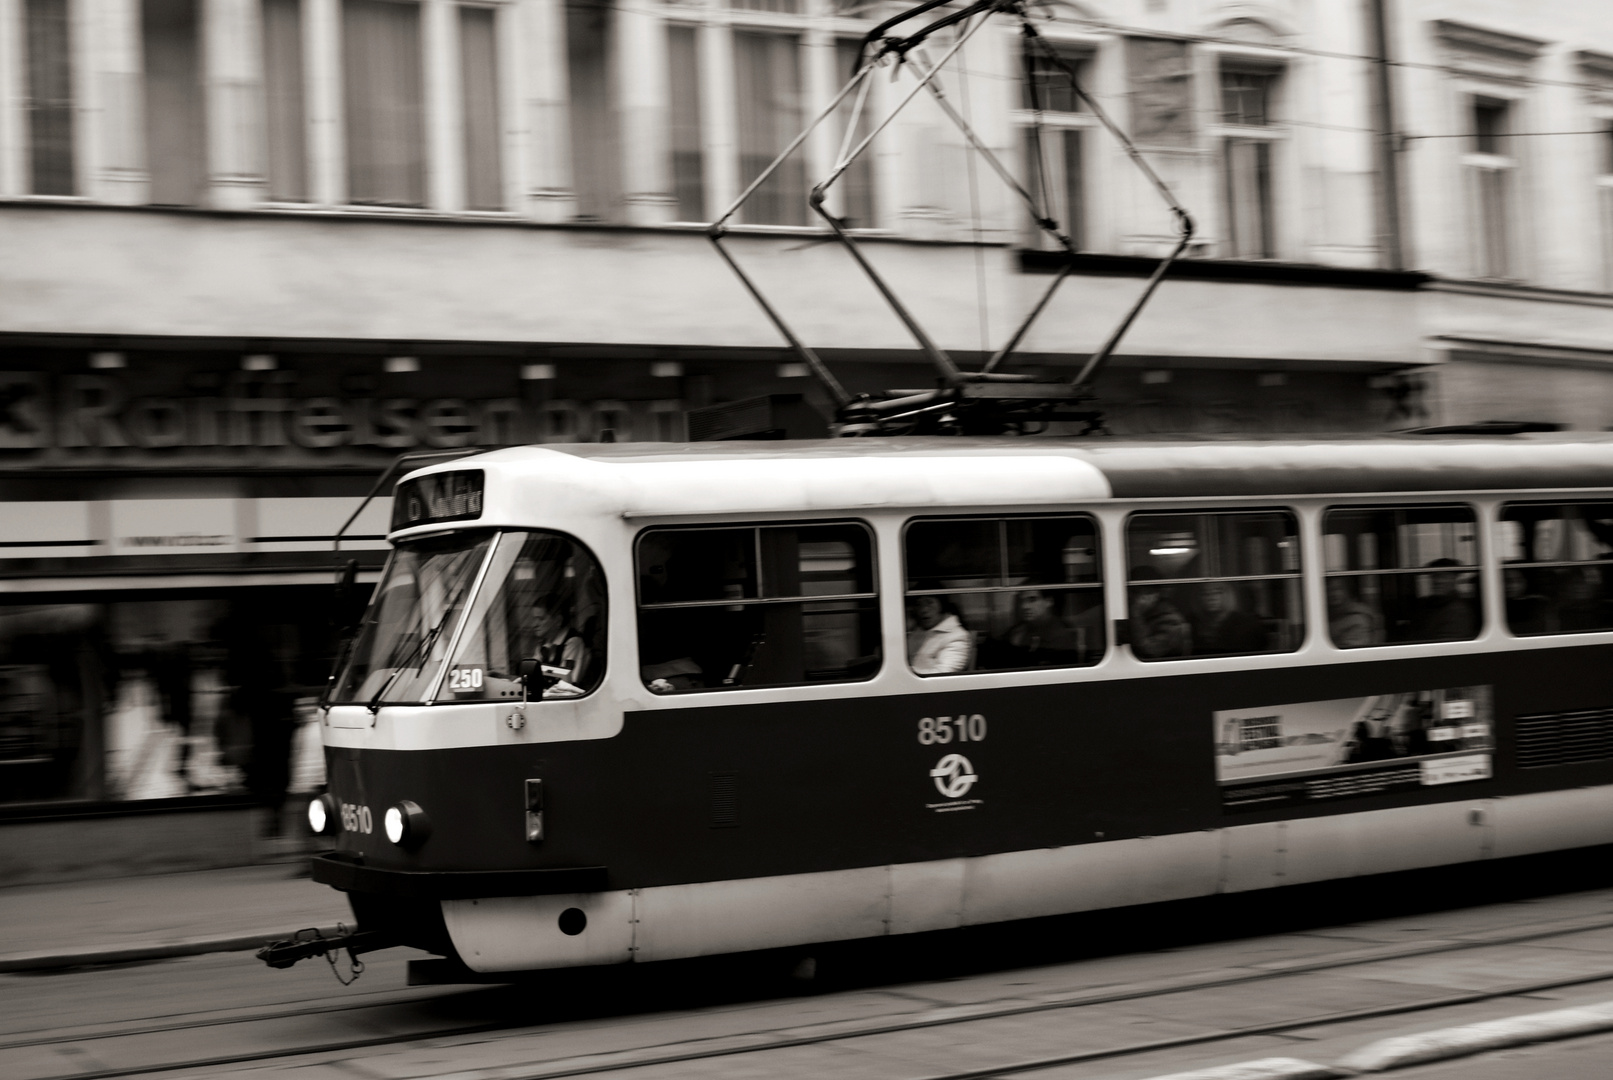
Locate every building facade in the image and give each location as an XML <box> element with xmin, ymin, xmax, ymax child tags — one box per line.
<box><xmin>1</xmin><ymin>0</ymin><xmax>1612</xmax><ymax>818</ymax></box>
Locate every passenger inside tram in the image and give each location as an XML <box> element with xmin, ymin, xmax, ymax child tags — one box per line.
<box><xmin>1127</xmin><ymin>567</ymin><xmax>1192</xmax><ymax>659</ymax></box>
<box><xmin>991</xmin><ymin>589</ymin><xmax>1088</xmax><ymax>668</ymax></box>
<box><xmin>1326</xmin><ymin>577</ymin><xmax>1385</xmax><ymax>647</ymax></box>
<box><xmin>1190</xmin><ymin>581</ymin><xmax>1269</xmax><ymax>656</ymax></box>
<box><xmin>905</xmin><ymin>595</ymin><xmax>974</xmax><ymax>675</ymax></box>
<box><xmin>1410</xmin><ymin>558</ymin><xmax>1479</xmax><ymax>641</ymax></box>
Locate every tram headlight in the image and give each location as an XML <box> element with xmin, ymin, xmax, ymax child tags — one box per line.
<box><xmin>384</xmin><ymin>800</ymin><xmax>431</xmax><ymax>848</ymax></box>
<box><xmin>307</xmin><ymin>793</ymin><xmax>338</xmax><ymax>837</ymax></box>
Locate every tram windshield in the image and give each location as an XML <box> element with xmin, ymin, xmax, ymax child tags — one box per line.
<box><xmin>438</xmin><ymin>530</ymin><xmax>606</xmax><ymax>701</ymax></box>
<box><xmin>329</xmin><ymin>529</ymin><xmax>607</xmax><ymax>706</ymax></box>
<box><xmin>331</xmin><ymin>531</ymin><xmax>493</xmax><ymax>705</ymax></box>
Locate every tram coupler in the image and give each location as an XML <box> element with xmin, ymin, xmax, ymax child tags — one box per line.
<box><xmin>256</xmin><ymin>924</ymin><xmax>396</xmax><ymax>970</ymax></box>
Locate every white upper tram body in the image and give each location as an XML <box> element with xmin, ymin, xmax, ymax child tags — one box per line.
<box><xmin>322</xmin><ymin>439</ymin><xmax>1613</xmax><ymax>972</ymax></box>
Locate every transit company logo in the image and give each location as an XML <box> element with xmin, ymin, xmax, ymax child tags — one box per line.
<box><xmin>927</xmin><ymin>753</ymin><xmax>982</xmax><ymax>812</ymax></box>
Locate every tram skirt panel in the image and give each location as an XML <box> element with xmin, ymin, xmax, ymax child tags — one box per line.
<box><xmin>442</xmin><ymin>891</ymin><xmax>635</xmax><ymax>971</ymax></box>
<box><xmin>1489</xmin><ymin>785</ymin><xmax>1613</xmax><ymax>859</ymax></box>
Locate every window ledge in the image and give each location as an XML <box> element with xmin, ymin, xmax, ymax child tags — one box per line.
<box><xmin>1018</xmin><ymin>249</ymin><xmax>1430</xmax><ymax>290</ymax></box>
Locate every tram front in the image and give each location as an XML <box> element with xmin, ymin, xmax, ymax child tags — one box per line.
<box><xmin>295</xmin><ymin>457</ymin><xmax>623</xmax><ymax>969</ymax></box>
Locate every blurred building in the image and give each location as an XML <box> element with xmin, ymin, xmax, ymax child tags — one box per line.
<box><xmin>2</xmin><ymin>0</ymin><xmax>1613</xmax><ymax>836</ymax></box>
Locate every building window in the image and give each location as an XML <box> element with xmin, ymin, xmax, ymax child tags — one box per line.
<box><xmin>1597</xmin><ymin>121</ymin><xmax>1613</xmax><ymax>292</ymax></box>
<box><xmin>1220</xmin><ymin>69</ymin><xmax>1272</xmax><ymax>126</ymax></box>
<box><xmin>143</xmin><ymin>0</ymin><xmax>207</xmax><ymax>206</ymax></box>
<box><xmin>668</xmin><ymin>24</ymin><xmax>704</xmax><ymax>222</ymax></box>
<box><xmin>342</xmin><ymin>0</ymin><xmax>426</xmax><ymax>207</ymax></box>
<box><xmin>1218</xmin><ymin>65</ymin><xmax>1279</xmax><ymax>259</ymax></box>
<box><xmin>1018</xmin><ymin>45</ymin><xmax>1091</xmax><ymax>250</ymax></box>
<box><xmin>833</xmin><ymin>38</ymin><xmax>875</xmax><ymax>229</ymax></box>
<box><xmin>636</xmin><ymin>523</ymin><xmax>880</xmax><ymax>692</ymax></box>
<box><xmin>459</xmin><ymin>5</ymin><xmax>502</xmax><ymax>210</ymax></box>
<box><xmin>566</xmin><ymin>0</ymin><xmax>618</xmax><ymax>220</ymax></box>
<box><xmin>23</xmin><ymin>0</ymin><xmax>74</xmax><ymax>195</ymax></box>
<box><xmin>1465</xmin><ymin>96</ymin><xmax>1515</xmax><ymax>279</ymax></box>
<box><xmin>262</xmin><ymin>0</ymin><xmax>307</xmax><ymax>201</ymax></box>
<box><xmin>734</xmin><ymin>30</ymin><xmax>805</xmax><ymax>226</ymax></box>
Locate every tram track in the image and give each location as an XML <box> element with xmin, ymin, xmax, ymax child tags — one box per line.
<box><xmin>12</xmin><ymin>907</ymin><xmax>1613</xmax><ymax>1080</ymax></box>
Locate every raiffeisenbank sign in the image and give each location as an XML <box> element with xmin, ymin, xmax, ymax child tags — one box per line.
<box><xmin>0</xmin><ymin>370</ymin><xmax>679</xmax><ymax>459</ymax></box>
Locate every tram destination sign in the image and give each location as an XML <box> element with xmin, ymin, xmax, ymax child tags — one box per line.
<box><xmin>392</xmin><ymin>470</ymin><xmax>485</xmax><ymax>531</ymax></box>
<box><xmin>1213</xmin><ymin>686</ymin><xmax>1493</xmax><ymax>812</ymax></box>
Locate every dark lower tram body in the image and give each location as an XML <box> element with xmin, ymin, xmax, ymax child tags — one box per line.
<box><xmin>318</xmin><ymin>643</ymin><xmax>1613</xmax><ymax>970</ymax></box>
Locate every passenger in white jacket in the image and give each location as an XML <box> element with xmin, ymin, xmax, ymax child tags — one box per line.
<box><xmin>906</xmin><ymin>595</ymin><xmax>974</xmax><ymax>675</ymax></box>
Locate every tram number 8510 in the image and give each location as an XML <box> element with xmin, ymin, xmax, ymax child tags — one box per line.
<box><xmin>918</xmin><ymin>714</ymin><xmax>986</xmax><ymax>745</ymax></box>
<box><xmin>341</xmin><ymin>803</ymin><xmax>373</xmax><ymax>834</ymax></box>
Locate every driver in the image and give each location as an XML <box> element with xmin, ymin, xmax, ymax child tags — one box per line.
<box><xmin>530</xmin><ymin>599</ymin><xmax>591</xmax><ymax>690</ymax></box>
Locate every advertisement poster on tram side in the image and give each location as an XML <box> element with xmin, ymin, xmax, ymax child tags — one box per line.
<box><xmin>1213</xmin><ymin>686</ymin><xmax>1493</xmax><ymax>811</ymax></box>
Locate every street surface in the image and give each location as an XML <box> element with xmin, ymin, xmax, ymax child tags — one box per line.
<box><xmin>7</xmin><ymin>859</ymin><xmax>1613</xmax><ymax>1080</ymax></box>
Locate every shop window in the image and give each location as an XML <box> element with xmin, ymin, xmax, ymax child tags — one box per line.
<box><xmin>460</xmin><ymin>5</ymin><xmax>503</xmax><ymax>210</ymax></box>
<box><xmin>262</xmin><ymin>0</ymin><xmax>307</xmax><ymax>201</ymax></box>
<box><xmin>1</xmin><ymin>589</ymin><xmax>349</xmax><ymax>809</ymax></box>
<box><xmin>734</xmin><ymin>30</ymin><xmax>806</xmax><ymax>226</ymax></box>
<box><xmin>668</xmin><ymin>23</ymin><xmax>704</xmax><ymax>222</ymax></box>
<box><xmin>1497</xmin><ymin>503</ymin><xmax>1613</xmax><ymax>636</ymax></box>
<box><xmin>441</xmin><ymin>531</ymin><xmax>606</xmax><ymax>699</ymax></box>
<box><xmin>143</xmin><ymin>0</ymin><xmax>207</xmax><ymax>206</ymax></box>
<box><xmin>1322</xmin><ymin>506</ymin><xmax>1481</xmax><ymax>647</ymax></box>
<box><xmin>636</xmin><ymin>522</ymin><xmax>879</xmax><ymax>692</ymax></box>
<box><xmin>23</xmin><ymin>0</ymin><xmax>74</xmax><ymax>196</ymax></box>
<box><xmin>331</xmin><ymin>530</ymin><xmax>493</xmax><ymax>703</ymax></box>
<box><xmin>1126</xmin><ymin>511</ymin><xmax>1302</xmax><ymax>660</ymax></box>
<box><xmin>342</xmin><ymin>0</ymin><xmax>426</xmax><ymax>207</ymax></box>
<box><xmin>904</xmin><ymin>515</ymin><xmax>1104</xmax><ymax>676</ymax></box>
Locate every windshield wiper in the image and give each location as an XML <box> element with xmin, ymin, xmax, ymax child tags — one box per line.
<box><xmin>367</xmin><ymin>608</ymin><xmax>456</xmax><ymax>714</ymax></box>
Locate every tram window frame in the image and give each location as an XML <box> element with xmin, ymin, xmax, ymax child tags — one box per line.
<box><xmin>1124</xmin><ymin>509</ymin><xmax>1303</xmax><ymax>661</ymax></box>
<box><xmin>1321</xmin><ymin>504</ymin><xmax>1482</xmax><ymax>648</ymax></box>
<box><xmin>634</xmin><ymin>520</ymin><xmax>881</xmax><ymax>693</ymax></box>
<box><xmin>435</xmin><ymin>528</ymin><xmax>609</xmax><ymax>703</ymax></box>
<box><xmin>1497</xmin><ymin>501</ymin><xmax>1613</xmax><ymax>637</ymax></box>
<box><xmin>901</xmin><ymin>513</ymin><xmax>1105</xmax><ymax>677</ymax></box>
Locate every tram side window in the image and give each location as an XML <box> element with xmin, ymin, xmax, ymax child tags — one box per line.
<box><xmin>903</xmin><ymin>515</ymin><xmax>1103</xmax><ymax>675</ymax></box>
<box><xmin>635</xmin><ymin>522</ymin><xmax>880</xmax><ymax>692</ymax></box>
<box><xmin>440</xmin><ymin>530</ymin><xmax>608</xmax><ymax>700</ymax></box>
<box><xmin>1497</xmin><ymin>502</ymin><xmax>1613</xmax><ymax>636</ymax></box>
<box><xmin>1322</xmin><ymin>506</ymin><xmax>1480</xmax><ymax>647</ymax></box>
<box><xmin>1125</xmin><ymin>511</ymin><xmax>1302</xmax><ymax>660</ymax></box>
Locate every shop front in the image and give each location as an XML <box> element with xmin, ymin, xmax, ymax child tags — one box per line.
<box><xmin>0</xmin><ymin>342</ymin><xmax>695</xmax><ymax>876</ymax></box>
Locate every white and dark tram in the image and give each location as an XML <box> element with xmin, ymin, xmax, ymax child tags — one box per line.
<box><xmin>275</xmin><ymin>435</ymin><xmax>1613</xmax><ymax>978</ymax></box>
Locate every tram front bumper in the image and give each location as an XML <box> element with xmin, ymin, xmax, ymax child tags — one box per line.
<box><xmin>311</xmin><ymin>852</ymin><xmax>609</xmax><ymax>899</ymax></box>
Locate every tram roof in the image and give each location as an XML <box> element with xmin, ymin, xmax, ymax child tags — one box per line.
<box><xmin>415</xmin><ymin>435</ymin><xmax>1613</xmax><ymax>522</ymax></box>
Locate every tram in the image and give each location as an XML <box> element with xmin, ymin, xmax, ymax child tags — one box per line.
<box><xmin>261</xmin><ymin>0</ymin><xmax>1613</xmax><ymax>980</ymax></box>
<box><xmin>271</xmin><ymin>434</ymin><xmax>1613</xmax><ymax>977</ymax></box>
